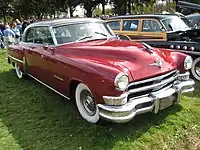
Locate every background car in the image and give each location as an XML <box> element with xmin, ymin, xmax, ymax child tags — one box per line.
<box><xmin>186</xmin><ymin>13</ymin><xmax>200</xmax><ymax>29</ymax></box>
<box><xmin>107</xmin><ymin>14</ymin><xmax>200</xmax><ymax>81</ymax></box>
<box><xmin>7</xmin><ymin>18</ymin><xmax>194</xmax><ymax>124</ymax></box>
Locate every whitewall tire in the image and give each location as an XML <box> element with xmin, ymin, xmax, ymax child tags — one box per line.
<box><xmin>75</xmin><ymin>83</ymin><xmax>100</xmax><ymax>123</ymax></box>
<box><xmin>191</xmin><ymin>57</ymin><xmax>200</xmax><ymax>81</ymax></box>
<box><xmin>15</xmin><ymin>63</ymin><xmax>23</xmax><ymax>79</ymax></box>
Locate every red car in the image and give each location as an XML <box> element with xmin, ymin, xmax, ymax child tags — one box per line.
<box><xmin>7</xmin><ymin>18</ymin><xmax>195</xmax><ymax>123</ymax></box>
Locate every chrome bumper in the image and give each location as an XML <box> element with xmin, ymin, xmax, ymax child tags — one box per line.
<box><xmin>98</xmin><ymin>78</ymin><xmax>195</xmax><ymax>123</ymax></box>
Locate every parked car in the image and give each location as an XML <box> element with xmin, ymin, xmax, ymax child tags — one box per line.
<box><xmin>106</xmin><ymin>14</ymin><xmax>200</xmax><ymax>81</ymax></box>
<box><xmin>7</xmin><ymin>18</ymin><xmax>194</xmax><ymax>123</ymax></box>
<box><xmin>186</xmin><ymin>13</ymin><xmax>200</xmax><ymax>29</ymax></box>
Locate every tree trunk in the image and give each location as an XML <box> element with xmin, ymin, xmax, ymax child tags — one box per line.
<box><xmin>124</xmin><ymin>0</ymin><xmax>127</xmax><ymax>14</ymax></box>
<box><xmin>3</xmin><ymin>10</ymin><xmax>6</xmax><ymax>24</ymax></box>
<box><xmin>102</xmin><ymin>1</ymin><xmax>105</xmax><ymax>15</ymax></box>
<box><xmin>128</xmin><ymin>0</ymin><xmax>131</xmax><ymax>14</ymax></box>
<box><xmin>69</xmin><ymin>7</ymin><xmax>73</xmax><ymax>17</ymax></box>
<box><xmin>86</xmin><ymin>9</ymin><xmax>92</xmax><ymax>17</ymax></box>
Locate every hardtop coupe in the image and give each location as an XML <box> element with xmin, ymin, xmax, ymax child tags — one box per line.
<box><xmin>7</xmin><ymin>18</ymin><xmax>194</xmax><ymax>123</ymax></box>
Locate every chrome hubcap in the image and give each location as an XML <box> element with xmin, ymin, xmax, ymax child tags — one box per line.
<box><xmin>80</xmin><ymin>90</ymin><xmax>96</xmax><ymax>116</ymax></box>
<box><xmin>195</xmin><ymin>62</ymin><xmax>200</xmax><ymax>76</ymax></box>
<box><xmin>16</xmin><ymin>64</ymin><xmax>22</xmax><ymax>77</ymax></box>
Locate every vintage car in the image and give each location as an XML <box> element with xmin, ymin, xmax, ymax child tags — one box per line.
<box><xmin>7</xmin><ymin>18</ymin><xmax>195</xmax><ymax>124</ymax></box>
<box><xmin>186</xmin><ymin>13</ymin><xmax>200</xmax><ymax>29</ymax></box>
<box><xmin>106</xmin><ymin>14</ymin><xmax>200</xmax><ymax>81</ymax></box>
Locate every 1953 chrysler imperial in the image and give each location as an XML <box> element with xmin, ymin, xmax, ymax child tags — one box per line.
<box><xmin>7</xmin><ymin>18</ymin><xmax>195</xmax><ymax>123</ymax></box>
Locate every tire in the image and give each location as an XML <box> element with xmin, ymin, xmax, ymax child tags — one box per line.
<box><xmin>75</xmin><ymin>83</ymin><xmax>100</xmax><ymax>123</ymax></box>
<box><xmin>15</xmin><ymin>63</ymin><xmax>23</xmax><ymax>79</ymax></box>
<box><xmin>191</xmin><ymin>57</ymin><xmax>200</xmax><ymax>81</ymax></box>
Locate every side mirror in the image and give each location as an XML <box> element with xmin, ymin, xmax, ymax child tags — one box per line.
<box><xmin>115</xmin><ymin>33</ymin><xmax>120</xmax><ymax>39</ymax></box>
<box><xmin>43</xmin><ymin>43</ymin><xmax>49</xmax><ymax>49</ymax></box>
<box><xmin>160</xmin><ymin>26</ymin><xmax>165</xmax><ymax>32</ymax></box>
<box><xmin>50</xmin><ymin>47</ymin><xmax>55</xmax><ymax>55</ymax></box>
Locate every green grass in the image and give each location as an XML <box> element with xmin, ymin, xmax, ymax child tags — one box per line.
<box><xmin>0</xmin><ymin>50</ymin><xmax>200</xmax><ymax>150</ymax></box>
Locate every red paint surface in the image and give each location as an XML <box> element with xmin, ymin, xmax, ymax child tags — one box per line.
<box><xmin>8</xmin><ymin>39</ymin><xmax>188</xmax><ymax>104</ymax></box>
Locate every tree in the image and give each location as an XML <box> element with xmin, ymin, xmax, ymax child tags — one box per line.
<box><xmin>0</xmin><ymin>0</ymin><xmax>14</xmax><ymax>23</ymax></box>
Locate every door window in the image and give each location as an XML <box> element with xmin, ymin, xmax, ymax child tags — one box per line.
<box><xmin>107</xmin><ymin>21</ymin><xmax>121</xmax><ymax>30</ymax></box>
<box><xmin>34</xmin><ymin>27</ymin><xmax>54</xmax><ymax>45</ymax></box>
<box><xmin>25</xmin><ymin>28</ymin><xmax>34</xmax><ymax>43</ymax></box>
<box><xmin>123</xmin><ymin>20</ymin><xmax>139</xmax><ymax>31</ymax></box>
<box><xmin>142</xmin><ymin>20</ymin><xmax>162</xmax><ymax>32</ymax></box>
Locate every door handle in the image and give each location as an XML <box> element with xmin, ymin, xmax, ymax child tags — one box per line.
<box><xmin>30</xmin><ymin>46</ymin><xmax>36</xmax><ymax>49</ymax></box>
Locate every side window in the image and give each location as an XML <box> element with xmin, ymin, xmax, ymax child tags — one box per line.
<box><xmin>107</xmin><ymin>21</ymin><xmax>121</xmax><ymax>30</ymax></box>
<box><xmin>25</xmin><ymin>28</ymin><xmax>34</xmax><ymax>43</ymax></box>
<box><xmin>34</xmin><ymin>27</ymin><xmax>54</xmax><ymax>45</ymax></box>
<box><xmin>123</xmin><ymin>20</ymin><xmax>139</xmax><ymax>31</ymax></box>
<box><xmin>142</xmin><ymin>20</ymin><xmax>162</xmax><ymax>32</ymax></box>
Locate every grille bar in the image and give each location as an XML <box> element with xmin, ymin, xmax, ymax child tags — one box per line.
<box><xmin>127</xmin><ymin>70</ymin><xmax>178</xmax><ymax>100</ymax></box>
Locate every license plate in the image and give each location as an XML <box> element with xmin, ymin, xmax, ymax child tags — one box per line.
<box><xmin>159</xmin><ymin>94</ymin><xmax>177</xmax><ymax>110</ymax></box>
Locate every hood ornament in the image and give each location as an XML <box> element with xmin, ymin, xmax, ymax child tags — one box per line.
<box><xmin>149</xmin><ymin>58</ymin><xmax>162</xmax><ymax>68</ymax></box>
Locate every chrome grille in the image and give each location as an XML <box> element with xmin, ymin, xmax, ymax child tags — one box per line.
<box><xmin>127</xmin><ymin>70</ymin><xmax>178</xmax><ymax>100</ymax></box>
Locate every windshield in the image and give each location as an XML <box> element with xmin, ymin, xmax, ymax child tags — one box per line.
<box><xmin>161</xmin><ymin>16</ymin><xmax>192</xmax><ymax>32</ymax></box>
<box><xmin>53</xmin><ymin>22</ymin><xmax>115</xmax><ymax>44</ymax></box>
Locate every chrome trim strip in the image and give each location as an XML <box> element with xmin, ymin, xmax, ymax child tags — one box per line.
<box><xmin>8</xmin><ymin>54</ymin><xmax>23</xmax><ymax>63</ymax></box>
<box><xmin>178</xmin><ymin>50</ymin><xmax>200</xmax><ymax>56</ymax></box>
<box><xmin>54</xmin><ymin>75</ymin><xmax>64</xmax><ymax>82</ymax></box>
<box><xmin>127</xmin><ymin>69</ymin><xmax>177</xmax><ymax>87</ymax></box>
<box><xmin>98</xmin><ymin>78</ymin><xmax>195</xmax><ymax>123</ymax></box>
<box><xmin>28</xmin><ymin>74</ymin><xmax>70</xmax><ymax>100</ymax></box>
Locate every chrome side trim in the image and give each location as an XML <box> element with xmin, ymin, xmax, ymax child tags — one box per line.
<box><xmin>178</xmin><ymin>50</ymin><xmax>200</xmax><ymax>56</ymax></box>
<box><xmin>28</xmin><ymin>74</ymin><xmax>70</xmax><ymax>100</ymax></box>
<box><xmin>54</xmin><ymin>75</ymin><xmax>64</xmax><ymax>82</ymax></box>
<box><xmin>8</xmin><ymin>54</ymin><xmax>23</xmax><ymax>63</ymax></box>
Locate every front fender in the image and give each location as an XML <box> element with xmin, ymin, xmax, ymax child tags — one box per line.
<box><xmin>67</xmin><ymin>58</ymin><xmax>132</xmax><ymax>104</ymax></box>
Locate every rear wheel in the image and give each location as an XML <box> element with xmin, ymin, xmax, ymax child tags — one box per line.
<box><xmin>75</xmin><ymin>83</ymin><xmax>100</xmax><ymax>123</ymax></box>
<box><xmin>15</xmin><ymin>63</ymin><xmax>23</xmax><ymax>79</ymax></box>
<box><xmin>191</xmin><ymin>57</ymin><xmax>200</xmax><ymax>81</ymax></box>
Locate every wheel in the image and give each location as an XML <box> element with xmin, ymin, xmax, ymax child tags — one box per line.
<box><xmin>191</xmin><ymin>57</ymin><xmax>200</xmax><ymax>81</ymax></box>
<box><xmin>15</xmin><ymin>63</ymin><xmax>23</xmax><ymax>79</ymax></box>
<box><xmin>75</xmin><ymin>83</ymin><xmax>100</xmax><ymax>123</ymax></box>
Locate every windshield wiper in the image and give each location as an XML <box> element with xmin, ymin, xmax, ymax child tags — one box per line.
<box><xmin>76</xmin><ymin>35</ymin><xmax>93</xmax><ymax>41</ymax></box>
<box><xmin>94</xmin><ymin>32</ymin><xmax>108</xmax><ymax>37</ymax></box>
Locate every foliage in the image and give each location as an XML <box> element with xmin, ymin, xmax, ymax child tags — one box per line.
<box><xmin>0</xmin><ymin>50</ymin><xmax>200</xmax><ymax>149</ymax></box>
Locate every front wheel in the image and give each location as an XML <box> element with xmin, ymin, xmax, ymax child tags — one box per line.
<box><xmin>75</xmin><ymin>83</ymin><xmax>100</xmax><ymax>123</ymax></box>
<box><xmin>191</xmin><ymin>57</ymin><xmax>200</xmax><ymax>81</ymax></box>
<box><xmin>15</xmin><ymin>63</ymin><xmax>23</xmax><ymax>79</ymax></box>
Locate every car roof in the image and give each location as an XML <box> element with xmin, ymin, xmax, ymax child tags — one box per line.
<box><xmin>186</xmin><ymin>13</ymin><xmax>200</xmax><ymax>19</ymax></box>
<box><xmin>107</xmin><ymin>14</ymin><xmax>180</xmax><ymax>21</ymax></box>
<box><xmin>28</xmin><ymin>18</ymin><xmax>103</xmax><ymax>27</ymax></box>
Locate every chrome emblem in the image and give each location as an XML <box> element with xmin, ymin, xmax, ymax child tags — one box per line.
<box><xmin>149</xmin><ymin>58</ymin><xmax>162</xmax><ymax>68</ymax></box>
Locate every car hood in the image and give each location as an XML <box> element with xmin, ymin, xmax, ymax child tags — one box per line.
<box><xmin>57</xmin><ymin>39</ymin><xmax>177</xmax><ymax>81</ymax></box>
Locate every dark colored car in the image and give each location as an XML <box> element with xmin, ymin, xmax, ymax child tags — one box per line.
<box><xmin>7</xmin><ymin>18</ymin><xmax>194</xmax><ymax>123</ymax></box>
<box><xmin>106</xmin><ymin>14</ymin><xmax>200</xmax><ymax>81</ymax></box>
<box><xmin>186</xmin><ymin>13</ymin><xmax>200</xmax><ymax>29</ymax></box>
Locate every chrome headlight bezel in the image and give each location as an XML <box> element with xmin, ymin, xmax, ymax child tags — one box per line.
<box><xmin>184</xmin><ymin>55</ymin><xmax>193</xmax><ymax>70</ymax></box>
<box><xmin>114</xmin><ymin>73</ymin><xmax>129</xmax><ymax>91</ymax></box>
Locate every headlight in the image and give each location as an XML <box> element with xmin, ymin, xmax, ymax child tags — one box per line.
<box><xmin>114</xmin><ymin>73</ymin><xmax>129</xmax><ymax>91</ymax></box>
<box><xmin>184</xmin><ymin>55</ymin><xmax>193</xmax><ymax>70</ymax></box>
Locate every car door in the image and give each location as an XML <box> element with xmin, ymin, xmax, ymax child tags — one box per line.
<box><xmin>24</xmin><ymin>26</ymin><xmax>69</xmax><ymax>95</ymax></box>
<box><xmin>23</xmin><ymin>26</ymin><xmax>54</xmax><ymax>85</ymax></box>
<box><xmin>121</xmin><ymin>19</ymin><xmax>141</xmax><ymax>41</ymax></box>
<box><xmin>139</xmin><ymin>19</ymin><xmax>167</xmax><ymax>41</ymax></box>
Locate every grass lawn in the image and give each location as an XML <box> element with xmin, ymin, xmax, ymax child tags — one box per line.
<box><xmin>0</xmin><ymin>50</ymin><xmax>200</xmax><ymax>150</ymax></box>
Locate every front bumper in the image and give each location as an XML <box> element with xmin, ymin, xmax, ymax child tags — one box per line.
<box><xmin>97</xmin><ymin>73</ymin><xmax>195</xmax><ymax>123</ymax></box>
